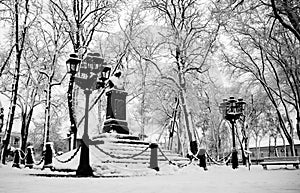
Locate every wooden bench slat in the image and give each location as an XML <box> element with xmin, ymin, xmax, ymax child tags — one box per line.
<box><xmin>261</xmin><ymin>161</ymin><xmax>300</xmax><ymax>165</ymax></box>
<box><xmin>264</xmin><ymin>157</ymin><xmax>299</xmax><ymax>160</ymax></box>
<box><xmin>260</xmin><ymin>156</ymin><xmax>300</xmax><ymax>169</ymax></box>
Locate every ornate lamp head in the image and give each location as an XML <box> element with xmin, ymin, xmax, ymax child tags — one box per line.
<box><xmin>80</xmin><ymin>53</ymin><xmax>108</xmax><ymax>76</ymax></box>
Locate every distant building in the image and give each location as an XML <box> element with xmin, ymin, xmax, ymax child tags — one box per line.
<box><xmin>249</xmin><ymin>138</ymin><xmax>300</xmax><ymax>162</ymax></box>
<box><xmin>0</xmin><ymin>131</ymin><xmax>21</xmax><ymax>149</ymax></box>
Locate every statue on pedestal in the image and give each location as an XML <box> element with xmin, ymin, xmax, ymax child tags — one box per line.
<box><xmin>102</xmin><ymin>71</ymin><xmax>129</xmax><ymax>134</ymax></box>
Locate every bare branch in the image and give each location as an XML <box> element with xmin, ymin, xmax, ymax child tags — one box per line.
<box><xmin>270</xmin><ymin>0</ymin><xmax>300</xmax><ymax>42</ymax></box>
<box><xmin>0</xmin><ymin>45</ymin><xmax>15</xmax><ymax>77</ymax></box>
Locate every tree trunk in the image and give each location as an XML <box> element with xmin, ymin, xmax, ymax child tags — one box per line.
<box><xmin>20</xmin><ymin>114</ymin><xmax>27</xmax><ymax>153</ymax></box>
<box><xmin>255</xmin><ymin>137</ymin><xmax>259</xmax><ymax>162</ymax></box>
<box><xmin>20</xmin><ymin>108</ymin><xmax>33</xmax><ymax>163</ymax></box>
<box><xmin>97</xmin><ymin>98</ymin><xmax>102</xmax><ymax>134</ymax></box>
<box><xmin>176</xmin><ymin>121</ymin><xmax>182</xmax><ymax>155</ymax></box>
<box><xmin>297</xmin><ymin>117</ymin><xmax>300</xmax><ymax>140</ymax></box>
<box><xmin>140</xmin><ymin>70</ymin><xmax>146</xmax><ymax>140</ymax></box>
<box><xmin>274</xmin><ymin>136</ymin><xmax>278</xmax><ymax>157</ymax></box>
<box><xmin>236</xmin><ymin>129</ymin><xmax>246</xmax><ymax>165</ymax></box>
<box><xmin>214</xmin><ymin>120</ymin><xmax>222</xmax><ymax>160</ymax></box>
<box><xmin>178</xmin><ymin>111</ymin><xmax>185</xmax><ymax>155</ymax></box>
<box><xmin>243</xmin><ymin>122</ymin><xmax>249</xmax><ymax>165</ymax></box>
<box><xmin>43</xmin><ymin>83</ymin><xmax>52</xmax><ymax>150</ymax></box>
<box><xmin>258</xmin><ymin>137</ymin><xmax>264</xmax><ymax>159</ymax></box>
<box><xmin>67</xmin><ymin>74</ymin><xmax>78</xmax><ymax>149</ymax></box>
<box><xmin>269</xmin><ymin>135</ymin><xmax>272</xmax><ymax>157</ymax></box>
<box><xmin>276</xmin><ymin>110</ymin><xmax>295</xmax><ymax>156</ymax></box>
<box><xmin>179</xmin><ymin>89</ymin><xmax>196</xmax><ymax>154</ymax></box>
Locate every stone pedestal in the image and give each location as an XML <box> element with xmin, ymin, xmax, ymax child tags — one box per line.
<box><xmin>103</xmin><ymin>89</ymin><xmax>129</xmax><ymax>134</ymax></box>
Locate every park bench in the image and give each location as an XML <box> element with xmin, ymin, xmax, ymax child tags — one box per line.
<box><xmin>260</xmin><ymin>156</ymin><xmax>300</xmax><ymax>170</ymax></box>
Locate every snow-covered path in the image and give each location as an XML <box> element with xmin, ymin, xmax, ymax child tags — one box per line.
<box><xmin>1</xmin><ymin>164</ymin><xmax>300</xmax><ymax>193</ymax></box>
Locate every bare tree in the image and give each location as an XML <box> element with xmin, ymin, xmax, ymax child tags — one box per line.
<box><xmin>17</xmin><ymin>73</ymin><xmax>43</xmax><ymax>154</ymax></box>
<box><xmin>0</xmin><ymin>34</ymin><xmax>44</xmax><ymax>156</ymax></box>
<box><xmin>1</xmin><ymin>0</ymin><xmax>36</xmax><ymax>164</ymax></box>
<box><xmin>220</xmin><ymin>0</ymin><xmax>299</xmax><ymax>155</ymax></box>
<box><xmin>36</xmin><ymin>4</ymin><xmax>69</xmax><ymax>149</ymax></box>
<box><xmin>123</xmin><ymin>7</ymin><xmax>164</xmax><ymax>138</ymax></box>
<box><xmin>138</xmin><ymin>0</ymin><xmax>220</xmax><ymax>155</ymax></box>
<box><xmin>0</xmin><ymin>0</ymin><xmax>15</xmax><ymax>78</ymax></box>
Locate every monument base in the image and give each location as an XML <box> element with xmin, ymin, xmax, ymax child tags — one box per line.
<box><xmin>103</xmin><ymin>119</ymin><xmax>129</xmax><ymax>134</ymax></box>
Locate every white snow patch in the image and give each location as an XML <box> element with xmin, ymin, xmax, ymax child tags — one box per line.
<box><xmin>1</xmin><ymin>164</ymin><xmax>300</xmax><ymax>193</ymax></box>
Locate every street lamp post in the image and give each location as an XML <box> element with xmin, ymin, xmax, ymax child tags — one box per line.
<box><xmin>66</xmin><ymin>53</ymin><xmax>111</xmax><ymax>176</ymax></box>
<box><xmin>219</xmin><ymin>97</ymin><xmax>246</xmax><ymax>169</ymax></box>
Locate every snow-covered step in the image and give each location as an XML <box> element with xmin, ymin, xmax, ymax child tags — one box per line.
<box><xmin>53</xmin><ymin>133</ymin><xmax>189</xmax><ymax>176</ymax></box>
<box><xmin>95</xmin><ymin>146</ymin><xmax>178</xmax><ymax>157</ymax></box>
<box><xmin>93</xmin><ymin>133</ymin><xmax>140</xmax><ymax>141</ymax></box>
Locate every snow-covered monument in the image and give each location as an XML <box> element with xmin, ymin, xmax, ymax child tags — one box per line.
<box><xmin>57</xmin><ymin>53</ymin><xmax>189</xmax><ymax>176</ymax></box>
<box><xmin>102</xmin><ymin>71</ymin><xmax>129</xmax><ymax>135</ymax></box>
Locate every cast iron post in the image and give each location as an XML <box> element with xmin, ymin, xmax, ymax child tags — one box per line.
<box><xmin>76</xmin><ymin>89</ymin><xmax>93</xmax><ymax>176</ymax></box>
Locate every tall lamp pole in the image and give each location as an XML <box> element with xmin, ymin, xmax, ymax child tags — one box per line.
<box><xmin>219</xmin><ymin>97</ymin><xmax>246</xmax><ymax>169</ymax></box>
<box><xmin>66</xmin><ymin>53</ymin><xmax>111</xmax><ymax>176</ymax></box>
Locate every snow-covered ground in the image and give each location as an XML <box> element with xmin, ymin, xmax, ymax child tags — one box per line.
<box><xmin>0</xmin><ymin>163</ymin><xmax>299</xmax><ymax>193</ymax></box>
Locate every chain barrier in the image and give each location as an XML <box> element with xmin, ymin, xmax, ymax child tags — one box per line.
<box><xmin>21</xmin><ymin>149</ymin><xmax>44</xmax><ymax>166</ymax></box>
<box><xmin>54</xmin><ymin>145</ymin><xmax>81</xmax><ymax>164</ymax></box>
<box><xmin>214</xmin><ymin>155</ymin><xmax>228</xmax><ymax>162</ymax></box>
<box><xmin>206</xmin><ymin>152</ymin><xmax>232</xmax><ymax>165</ymax></box>
<box><xmin>19</xmin><ymin>149</ymin><xmax>28</xmax><ymax>161</ymax></box>
<box><xmin>157</xmin><ymin>146</ymin><xmax>176</xmax><ymax>165</ymax></box>
<box><xmin>190</xmin><ymin>147</ymin><xmax>203</xmax><ymax>161</ymax></box>
<box><xmin>93</xmin><ymin>144</ymin><xmax>150</xmax><ymax>159</ymax></box>
<box><xmin>158</xmin><ymin>147</ymin><xmax>192</xmax><ymax>168</ymax></box>
<box><xmin>157</xmin><ymin>146</ymin><xmax>189</xmax><ymax>168</ymax></box>
<box><xmin>12</xmin><ymin>145</ymin><xmax>82</xmax><ymax>167</ymax></box>
<box><xmin>94</xmin><ymin>143</ymin><xmax>189</xmax><ymax>168</ymax></box>
<box><xmin>35</xmin><ymin>156</ymin><xmax>45</xmax><ymax>166</ymax></box>
<box><xmin>187</xmin><ymin>149</ymin><xmax>206</xmax><ymax>167</ymax></box>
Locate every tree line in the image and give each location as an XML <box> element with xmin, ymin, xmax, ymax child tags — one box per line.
<box><xmin>0</xmin><ymin>0</ymin><xmax>299</xmax><ymax>164</ymax></box>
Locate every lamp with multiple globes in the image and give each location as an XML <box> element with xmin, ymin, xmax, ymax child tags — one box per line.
<box><xmin>219</xmin><ymin>96</ymin><xmax>246</xmax><ymax>169</ymax></box>
<box><xmin>66</xmin><ymin>53</ymin><xmax>111</xmax><ymax>176</ymax></box>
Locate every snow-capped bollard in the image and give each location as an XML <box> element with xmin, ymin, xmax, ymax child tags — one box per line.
<box><xmin>43</xmin><ymin>142</ymin><xmax>54</xmax><ymax>170</ymax></box>
<box><xmin>25</xmin><ymin>146</ymin><xmax>35</xmax><ymax>169</ymax></box>
<box><xmin>198</xmin><ymin>149</ymin><xmax>208</xmax><ymax>171</ymax></box>
<box><xmin>149</xmin><ymin>143</ymin><xmax>159</xmax><ymax>171</ymax></box>
<box><xmin>12</xmin><ymin>149</ymin><xmax>22</xmax><ymax>168</ymax></box>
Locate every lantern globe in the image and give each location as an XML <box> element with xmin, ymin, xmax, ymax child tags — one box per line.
<box><xmin>100</xmin><ymin>66</ymin><xmax>111</xmax><ymax>81</ymax></box>
<box><xmin>228</xmin><ymin>96</ymin><xmax>237</xmax><ymax>114</ymax></box>
<box><xmin>236</xmin><ymin>98</ymin><xmax>246</xmax><ymax>114</ymax></box>
<box><xmin>66</xmin><ymin>53</ymin><xmax>81</xmax><ymax>74</ymax></box>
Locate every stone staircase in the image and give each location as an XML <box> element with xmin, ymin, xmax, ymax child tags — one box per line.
<box><xmin>53</xmin><ymin>133</ymin><xmax>189</xmax><ymax>177</ymax></box>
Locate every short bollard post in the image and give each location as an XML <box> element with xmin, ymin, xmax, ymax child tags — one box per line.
<box><xmin>25</xmin><ymin>146</ymin><xmax>35</xmax><ymax>169</ymax></box>
<box><xmin>232</xmin><ymin>149</ymin><xmax>239</xmax><ymax>169</ymax></box>
<box><xmin>12</xmin><ymin>149</ymin><xmax>22</xmax><ymax>168</ymax></box>
<box><xmin>149</xmin><ymin>143</ymin><xmax>159</xmax><ymax>171</ymax></box>
<box><xmin>43</xmin><ymin>142</ymin><xmax>54</xmax><ymax>170</ymax></box>
<box><xmin>198</xmin><ymin>149</ymin><xmax>208</xmax><ymax>171</ymax></box>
